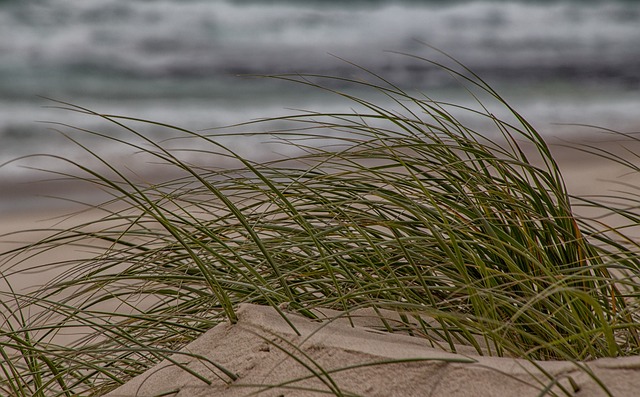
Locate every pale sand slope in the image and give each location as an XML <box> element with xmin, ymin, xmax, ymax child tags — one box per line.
<box><xmin>105</xmin><ymin>303</ymin><xmax>640</xmax><ymax>397</ymax></box>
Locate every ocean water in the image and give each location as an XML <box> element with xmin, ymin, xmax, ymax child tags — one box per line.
<box><xmin>1</xmin><ymin>0</ymin><xmax>639</xmax><ymax>210</ymax></box>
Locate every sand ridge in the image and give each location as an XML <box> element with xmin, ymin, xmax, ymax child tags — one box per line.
<box><xmin>105</xmin><ymin>304</ymin><xmax>640</xmax><ymax>397</ymax></box>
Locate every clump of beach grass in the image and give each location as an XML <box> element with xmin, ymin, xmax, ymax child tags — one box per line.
<box><xmin>1</xmin><ymin>54</ymin><xmax>640</xmax><ymax>396</ymax></box>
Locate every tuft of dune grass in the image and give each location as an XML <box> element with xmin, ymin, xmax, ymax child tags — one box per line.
<box><xmin>1</xmin><ymin>53</ymin><xmax>640</xmax><ymax>396</ymax></box>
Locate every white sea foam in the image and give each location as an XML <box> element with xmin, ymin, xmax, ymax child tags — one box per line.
<box><xmin>0</xmin><ymin>0</ymin><xmax>639</xmax><ymax>183</ymax></box>
<box><xmin>2</xmin><ymin>0</ymin><xmax>639</xmax><ymax>74</ymax></box>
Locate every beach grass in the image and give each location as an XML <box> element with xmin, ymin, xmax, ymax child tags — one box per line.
<box><xmin>1</xmin><ymin>54</ymin><xmax>640</xmax><ymax>396</ymax></box>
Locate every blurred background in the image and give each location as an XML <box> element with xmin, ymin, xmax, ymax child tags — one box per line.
<box><xmin>1</xmin><ymin>0</ymin><xmax>639</xmax><ymax>213</ymax></box>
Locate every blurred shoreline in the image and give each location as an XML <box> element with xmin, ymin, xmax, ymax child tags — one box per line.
<box><xmin>3</xmin><ymin>128</ymin><xmax>640</xmax><ymax>217</ymax></box>
<box><xmin>2</xmin><ymin>0</ymin><xmax>639</xmax><ymax>175</ymax></box>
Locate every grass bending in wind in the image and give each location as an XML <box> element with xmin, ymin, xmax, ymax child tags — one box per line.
<box><xmin>2</xmin><ymin>58</ymin><xmax>640</xmax><ymax>396</ymax></box>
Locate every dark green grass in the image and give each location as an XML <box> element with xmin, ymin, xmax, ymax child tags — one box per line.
<box><xmin>1</xmin><ymin>54</ymin><xmax>639</xmax><ymax>396</ymax></box>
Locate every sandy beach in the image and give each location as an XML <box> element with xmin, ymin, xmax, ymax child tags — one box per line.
<box><xmin>2</xmin><ymin>133</ymin><xmax>640</xmax><ymax>396</ymax></box>
<box><xmin>2</xmin><ymin>0</ymin><xmax>640</xmax><ymax>394</ymax></box>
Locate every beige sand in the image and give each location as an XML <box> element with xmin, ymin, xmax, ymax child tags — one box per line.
<box><xmin>3</xmin><ymin>135</ymin><xmax>640</xmax><ymax>397</ymax></box>
<box><xmin>102</xmin><ymin>303</ymin><xmax>640</xmax><ymax>397</ymax></box>
<box><xmin>0</xmin><ymin>207</ymin><xmax>123</xmax><ymax>297</ymax></box>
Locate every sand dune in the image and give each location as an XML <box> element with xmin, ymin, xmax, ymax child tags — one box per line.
<box><xmin>104</xmin><ymin>303</ymin><xmax>640</xmax><ymax>397</ymax></box>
